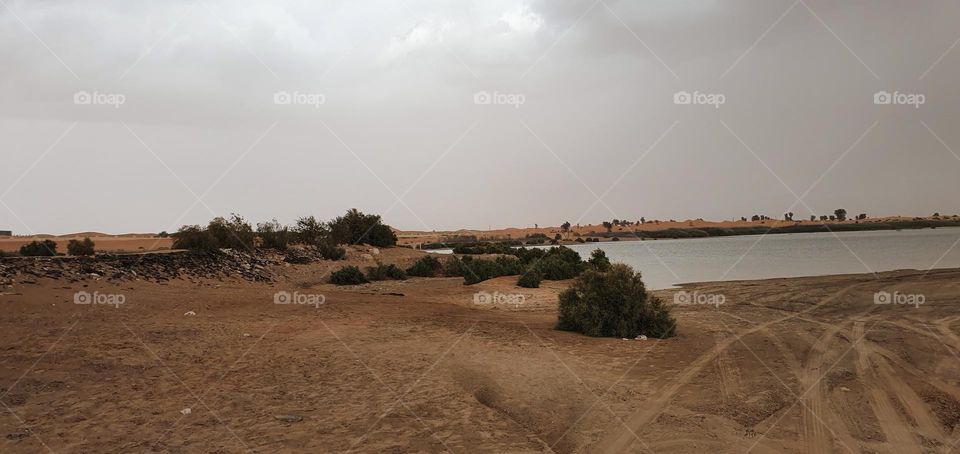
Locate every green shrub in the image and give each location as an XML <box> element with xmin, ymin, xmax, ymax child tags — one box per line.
<box><xmin>315</xmin><ymin>241</ymin><xmax>346</xmax><ymax>260</ymax></box>
<box><xmin>557</xmin><ymin>263</ymin><xmax>675</xmax><ymax>338</ymax></box>
<box><xmin>329</xmin><ymin>209</ymin><xmax>397</xmax><ymax>247</ymax></box>
<box><xmin>172</xmin><ymin>225</ymin><xmax>219</xmax><ymax>252</ymax></box>
<box><xmin>329</xmin><ymin>266</ymin><xmax>369</xmax><ymax>285</ymax></box>
<box><xmin>588</xmin><ymin>249</ymin><xmax>611</xmax><ymax>271</ymax></box>
<box><xmin>462</xmin><ymin>258</ymin><xmax>508</xmax><ymax>285</ymax></box>
<box><xmin>19</xmin><ymin>239</ymin><xmax>58</xmax><ymax>256</ymax></box>
<box><xmin>67</xmin><ymin>237</ymin><xmax>95</xmax><ymax>256</ymax></box>
<box><xmin>366</xmin><ymin>263</ymin><xmax>407</xmax><ymax>281</ymax></box>
<box><xmin>442</xmin><ymin>256</ymin><xmax>465</xmax><ymax>277</ymax></box>
<box><xmin>292</xmin><ymin>216</ymin><xmax>329</xmax><ymax>245</ymax></box>
<box><xmin>257</xmin><ymin>220</ymin><xmax>290</xmax><ymax>250</ymax></box>
<box><xmin>517</xmin><ymin>268</ymin><xmax>542</xmax><ymax>288</ymax></box>
<box><xmin>537</xmin><ymin>255</ymin><xmax>578</xmax><ymax>280</ymax></box>
<box><xmin>406</xmin><ymin>255</ymin><xmax>443</xmax><ymax>277</ymax></box>
<box><xmin>207</xmin><ymin>214</ymin><xmax>255</xmax><ymax>251</ymax></box>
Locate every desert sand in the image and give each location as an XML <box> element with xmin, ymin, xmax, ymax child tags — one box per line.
<box><xmin>2</xmin><ymin>247</ymin><xmax>959</xmax><ymax>453</ymax></box>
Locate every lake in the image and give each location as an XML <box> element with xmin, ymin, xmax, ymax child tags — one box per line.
<box><xmin>561</xmin><ymin>227</ymin><xmax>960</xmax><ymax>289</ymax></box>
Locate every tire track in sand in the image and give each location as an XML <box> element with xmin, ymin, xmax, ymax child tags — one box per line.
<box><xmin>592</xmin><ymin>283</ymin><xmax>865</xmax><ymax>454</ymax></box>
<box><xmin>799</xmin><ymin>318</ymin><xmax>850</xmax><ymax>453</ymax></box>
<box><xmin>852</xmin><ymin>321</ymin><xmax>923</xmax><ymax>454</ymax></box>
<box><xmin>758</xmin><ymin>328</ymin><xmax>860</xmax><ymax>453</ymax></box>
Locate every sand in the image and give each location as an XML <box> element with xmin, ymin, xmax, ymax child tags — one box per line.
<box><xmin>2</xmin><ymin>248</ymin><xmax>959</xmax><ymax>453</ymax></box>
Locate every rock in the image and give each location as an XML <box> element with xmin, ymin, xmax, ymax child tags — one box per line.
<box><xmin>370</xmin><ymin>248</ymin><xmax>380</xmax><ymax>255</ymax></box>
<box><xmin>180</xmin><ymin>408</ymin><xmax>191</xmax><ymax>415</ymax></box>
<box><xmin>274</xmin><ymin>414</ymin><xmax>303</xmax><ymax>423</ymax></box>
<box><xmin>184</xmin><ymin>311</ymin><xmax>196</xmax><ymax>316</ymax></box>
<box><xmin>635</xmin><ymin>335</ymin><xmax>648</xmax><ymax>340</ymax></box>
<box><xmin>361</xmin><ymin>254</ymin><xmax>374</xmax><ymax>260</ymax></box>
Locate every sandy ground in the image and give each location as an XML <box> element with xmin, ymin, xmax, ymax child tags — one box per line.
<box><xmin>2</xmin><ymin>249</ymin><xmax>960</xmax><ymax>453</ymax></box>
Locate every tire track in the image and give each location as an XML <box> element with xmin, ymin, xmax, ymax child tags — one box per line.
<box><xmin>758</xmin><ymin>328</ymin><xmax>860</xmax><ymax>453</ymax></box>
<box><xmin>800</xmin><ymin>319</ymin><xmax>849</xmax><ymax>453</ymax></box>
<box><xmin>592</xmin><ymin>283</ymin><xmax>864</xmax><ymax>454</ymax></box>
<box><xmin>853</xmin><ymin>321</ymin><xmax>923</xmax><ymax>454</ymax></box>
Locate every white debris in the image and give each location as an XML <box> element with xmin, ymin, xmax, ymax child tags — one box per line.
<box><xmin>635</xmin><ymin>335</ymin><xmax>648</xmax><ymax>340</ymax></box>
<box><xmin>180</xmin><ymin>408</ymin><xmax>191</xmax><ymax>415</ymax></box>
<box><xmin>370</xmin><ymin>248</ymin><xmax>380</xmax><ymax>255</ymax></box>
<box><xmin>242</xmin><ymin>333</ymin><xmax>251</xmax><ymax>338</ymax></box>
<box><xmin>184</xmin><ymin>311</ymin><xmax>196</xmax><ymax>316</ymax></box>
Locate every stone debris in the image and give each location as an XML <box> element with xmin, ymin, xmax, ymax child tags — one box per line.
<box><xmin>180</xmin><ymin>408</ymin><xmax>191</xmax><ymax>415</ymax></box>
<box><xmin>184</xmin><ymin>311</ymin><xmax>196</xmax><ymax>316</ymax></box>
<box><xmin>0</xmin><ymin>250</ymin><xmax>276</xmax><ymax>285</ymax></box>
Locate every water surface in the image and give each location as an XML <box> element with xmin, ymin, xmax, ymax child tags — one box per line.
<box><xmin>562</xmin><ymin>227</ymin><xmax>960</xmax><ymax>289</ymax></box>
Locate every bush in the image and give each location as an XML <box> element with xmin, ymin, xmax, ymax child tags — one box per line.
<box><xmin>329</xmin><ymin>266</ymin><xmax>369</xmax><ymax>285</ymax></box>
<box><xmin>366</xmin><ymin>263</ymin><xmax>407</xmax><ymax>281</ymax></box>
<box><xmin>588</xmin><ymin>249</ymin><xmax>610</xmax><ymax>271</ymax></box>
<box><xmin>315</xmin><ymin>241</ymin><xmax>346</xmax><ymax>260</ymax></box>
<box><xmin>406</xmin><ymin>255</ymin><xmax>443</xmax><ymax>277</ymax></box>
<box><xmin>442</xmin><ymin>256</ymin><xmax>465</xmax><ymax>277</ymax></box>
<box><xmin>329</xmin><ymin>209</ymin><xmax>397</xmax><ymax>247</ymax></box>
<box><xmin>207</xmin><ymin>214</ymin><xmax>255</xmax><ymax>251</ymax></box>
<box><xmin>19</xmin><ymin>239</ymin><xmax>58</xmax><ymax>256</ymax></box>
<box><xmin>292</xmin><ymin>216</ymin><xmax>329</xmax><ymax>245</ymax></box>
<box><xmin>462</xmin><ymin>257</ymin><xmax>508</xmax><ymax>285</ymax></box>
<box><xmin>557</xmin><ymin>263</ymin><xmax>675</xmax><ymax>338</ymax></box>
<box><xmin>537</xmin><ymin>255</ymin><xmax>582</xmax><ymax>280</ymax></box>
<box><xmin>172</xmin><ymin>225</ymin><xmax>219</xmax><ymax>252</ymax></box>
<box><xmin>67</xmin><ymin>237</ymin><xmax>95</xmax><ymax>256</ymax></box>
<box><xmin>257</xmin><ymin>220</ymin><xmax>290</xmax><ymax>250</ymax></box>
<box><xmin>517</xmin><ymin>268</ymin><xmax>542</xmax><ymax>288</ymax></box>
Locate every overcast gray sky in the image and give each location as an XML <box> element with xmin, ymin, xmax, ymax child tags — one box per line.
<box><xmin>2</xmin><ymin>0</ymin><xmax>959</xmax><ymax>234</ymax></box>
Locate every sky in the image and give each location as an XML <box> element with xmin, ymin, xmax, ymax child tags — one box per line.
<box><xmin>2</xmin><ymin>0</ymin><xmax>959</xmax><ymax>234</ymax></box>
